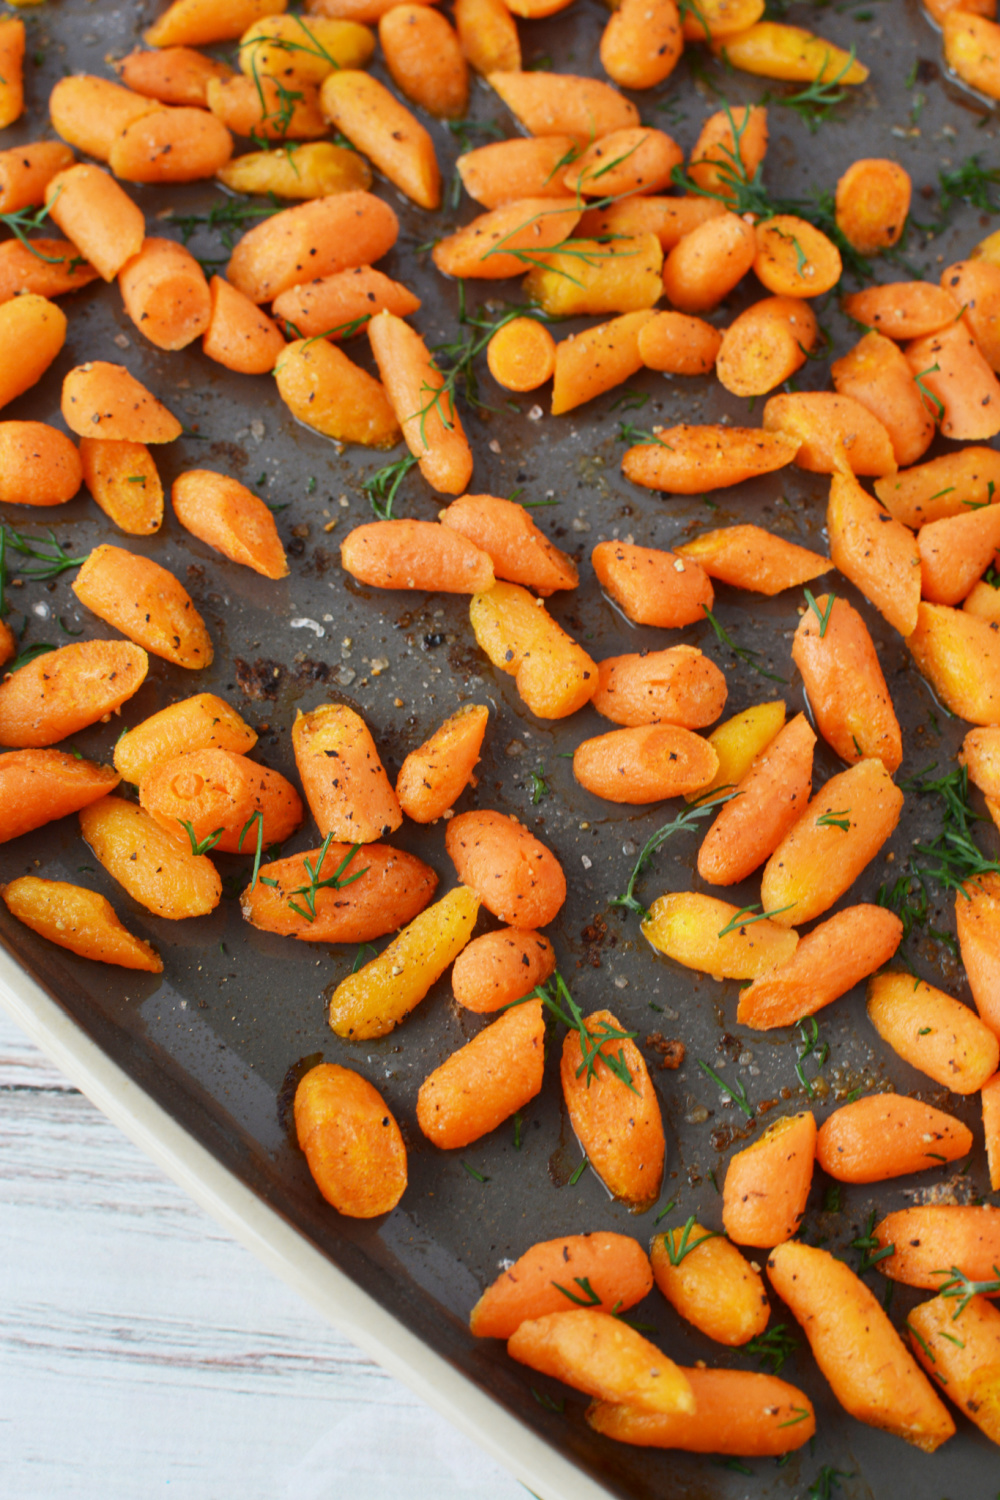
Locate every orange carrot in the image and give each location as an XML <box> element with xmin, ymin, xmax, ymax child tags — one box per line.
<box><xmin>906</xmin><ymin>603</ymin><xmax>1000</xmax><ymax>724</ymax></box>
<box><xmin>0</xmin><ymin>422</ymin><xmax>82</xmax><ymax>507</ymax></box>
<box><xmin>919</xmin><ymin>505</ymin><xmax>1000</xmax><ymax>605</ymax></box>
<box><xmin>2</xmin><ymin>877</ymin><xmax>162</xmax><ymax>972</ymax></box>
<box><xmin>722</xmin><ymin>1112</ymin><xmax>816</xmax><ymax>1247</ymax></box>
<box><xmin>446</xmin><ymin>809</ymin><xmax>565</xmax><ymax>928</ymax></box>
<box><xmin>984</xmin><ymin>1073</ymin><xmax>1000</xmax><ymax>1191</ymax></box>
<box><xmin>80</xmin><ymin>795</ymin><xmax>221</xmax><ymax>920</ymax></box>
<box><xmin>454</xmin><ymin>0</ymin><xmax>520</xmax><ymax>75</ymax></box>
<box><xmin>115</xmin><ymin>692</ymin><xmax>257</xmax><ymax>785</ymax></box>
<box><xmin>0</xmin><ymin>17</ymin><xmax>25</xmax><ymax>128</ymax></box>
<box><xmin>202</xmin><ymin>274</ymin><xmax>285</xmax><ymax>373</ymax></box>
<box><xmin>642</xmin><ymin>891</ymin><xmax>799</xmax><ymax>981</ymax></box>
<box><xmin>72</xmin><ymin>545</ymin><xmax>212</xmax><ymax>670</ymax></box>
<box><xmin>0</xmin><ymin>619</ymin><xmax>14</xmax><ymax>669</ymax></box>
<box><xmin>715</xmin><ymin>295</ymin><xmax>817</xmax><ymax>396</ymax></box>
<box><xmin>874</xmin><ymin>446</ymin><xmax>1000</xmax><ymax>527</ymax></box>
<box><xmin>320</xmin><ymin>69</ymin><xmax>440</xmax><ymax>208</ymax></box>
<box><xmin>0</xmin><ymin>140</ymin><xmax>75</xmax><ymax>214</ymax></box>
<box><xmin>79</xmin><ymin>439</ymin><xmax>163</xmax><ymax>535</ymax></box>
<box><xmin>470</xmin><ymin>1233</ymin><xmax>652</xmax><ymax>1338</ymax></box>
<box><xmin>600</xmin><ymin>0</ymin><xmax>684</xmax><ymax>89</ymax></box>
<box><xmin>767</xmin><ymin>1240</ymin><xmax>954</xmax><ymax>1451</ymax></box>
<box><xmin>817</xmin><ymin>1095</ymin><xmax>973</xmax><ymax>1183</ymax></box>
<box><xmin>49</xmin><ymin>75</ymin><xmax>163</xmax><ymax>162</ymax></box>
<box><xmin>217</xmin><ymin>140</ymin><xmax>372</xmax><ymax>198</ymax></box>
<box><xmin>873</xmin><ymin>1205</ymin><xmax>1000</xmax><ymax>1292</ymax></box>
<box><xmin>206</xmin><ymin>75</ymin><xmax>326</xmax><ymax>139</ymax></box>
<box><xmin>61</xmin><ymin>362</ymin><xmax>182</xmax><ymax>443</ymax></box>
<box><xmin>563</xmin><ymin>128</ymin><xmax>683</xmax><ymax>198</ymax></box>
<box><xmin>439</xmin><ymin>494</ymin><xmax>576</xmax><ymax>595</ymax></box>
<box><xmin>754</xmin><ymin>214</ymin><xmax>842</xmax><ymax>297</ymax></box>
<box><xmin>241</xmin><ymin>841</ymin><xmax>437</xmax><ymax>942</ymax></box>
<box><xmin>942</xmin><ymin>257</ymin><xmax>1000</xmax><ymax>371</ymax></box>
<box><xmin>139</xmin><ymin>748</ymin><xmax>302</xmax><ymax>852</ymax></box>
<box><xmin>0</xmin><ymin>239</ymin><xmax>100</xmax><ymax>304</ymax></box>
<box><xmin>843</xmin><ymin>280</ymin><xmax>960</xmax><ymax>341</ymax></box>
<box><xmin>0</xmin><ymin>295</ymin><xmax>67</xmax><ymax>411</ymax></box>
<box><xmin>959</xmin><ymin>727</ymin><xmax>1000</xmax><ymax>797</ymax></box>
<box><xmin>588</xmin><ymin>1369</ymin><xmax>815</xmax><ymax>1456</ymax></box>
<box><xmin>956</xmin><ymin>874</ymin><xmax>1000</xmax><ymax>1034</ymax></box>
<box><xmin>652</xmin><ymin>1226</ymin><xmax>770</xmax><ymax>1352</ymax></box>
<box><xmin>416</xmin><ymin>998</ymin><xmax>545</xmax><ymax>1148</ymax></box>
<box><xmin>172</xmin><ymin>469</ymin><xmax>288</xmax><ymax>578</ymax></box>
<box><xmin>146</xmin><ymin>0</ymin><xmax>292</xmax><ymax>47</ymax></box>
<box><xmin>574</xmin><ymin>725</ymin><xmax>718</xmax><ymax>804</ymax></box>
<box><xmin>907</xmin><ymin>1290</ymin><xmax>1000</xmax><ymax>1446</ymax></box>
<box><xmin>0</xmin><ymin>641</ymin><xmax>148</xmax><ymax>749</ymax></box>
<box><xmin>760</xmin><ymin>758</ymin><xmax>904</xmax><ymax>927</ymax></box>
<box><xmin>688</xmin><ymin>103</ymin><xmax>768</xmax><ymax>201</ymax></box>
<box><xmin>451</xmin><ymin>927</ymin><xmax>554</xmax><ymax>1013</ymax></box>
<box><xmin>292</xmin><ymin>703</ymin><xmax>401</xmax><ymax>842</ymax></box>
<box><xmin>294</xmin><ymin>1063</ymin><xmax>407</xmax><ymax>1217</ymax></box>
<box><xmin>116</xmin><ymin>45</ymin><xmax>236</xmax><ymax>105</ymax></box>
<box><xmin>622</xmin><ymin>424</ymin><xmax>799</xmax><ymax>494</ymax></box>
<box><xmin>431</xmin><ymin>198</ymin><xmax>582</xmax><ymax>281</ymax></box>
<box><xmin>592</xmin><ymin>539</ymin><xmax>713</xmax><ymax>626</ymax></box>
<box><xmin>341</xmin><ymin>519</ymin><xmax>494</xmax><ymax>593</ymax></box>
<box><xmin>486</xmin><ymin>317</ymin><xmax>556</xmax><ymax>392</ymax></box>
<box><xmin>468</xmin><ymin>581</ymin><xmax>598</xmax><ymax>720</ymax></box>
<box><xmin>509</xmin><ymin>1309</ymin><xmax>692</xmax><ymax>1412</ymax></box>
<box><xmin>578</xmin><ymin>195</ymin><xmax>727</xmax><ymax>252</ymax></box>
<box><xmin>676</xmin><ymin>524</ymin><xmax>830</xmax><ymax>596</ymax></box>
<box><xmin>551</xmin><ymin>311</ymin><xmax>656</xmax><ymax>414</ymax></box>
<box><xmin>867</xmin><ymin>971</ymin><xmax>1000</xmax><ymax>1094</ymax></box>
<box><xmin>792</xmin><ymin>594</ymin><xmax>902</xmax><ymax>771</ymax></box>
<box><xmin>379</xmin><ymin>4</ymin><xmax>467</xmax><ymax>118</ymax></box>
<box><xmin>763</xmin><ymin>391</ymin><xmax>897</xmax><ymax>475</ymax></box>
<box><xmin>524</xmin><ymin>233</ymin><xmax>664</xmax><ymax>318</ymax></box>
<box><xmin>592</xmin><ymin>646</ymin><xmax>727</xmax><ymax>729</ymax></box>
<box><xmin>45</xmin><ymin>164</ymin><xmax>146</xmax><ymax>282</ymax></box>
<box><xmin>561</xmin><ymin>1009</ymin><xmax>665</xmax><ymax>1212</ymax></box>
<box><xmin>225</xmin><ymin>190</ymin><xmax>398</xmax><ymax>303</ymax></box>
<box><xmin>367</xmin><ymin>311</ymin><xmax>474</xmax><ymax>493</ymax></box>
<box><xmin>395</xmin><ymin>702</ymin><xmax>488</xmax><ymax>823</ymax></box>
<box><xmin>271</xmin><ymin>265</ymin><xmax>419</xmax><ymax>339</ymax></box>
<box><xmin>827</xmin><ymin>470</ymin><xmax>921</xmax><ymax>637</ymax></box>
<box><xmin>835</xmin><ymin>157</ymin><xmax>911</xmax><ymax>254</ymax></box>
<box><xmin>906</xmin><ymin>322</ymin><xmax>1000</xmax><ymax>441</ymax></box>
<box><xmin>0</xmin><ymin>749</ymin><xmax>119</xmax><ymax>844</ymax></box>
<box><xmin>697</xmin><ymin>712</ymin><xmax>815</xmax><ymax>886</ymax></box>
<box><xmin>638</xmin><ymin>310</ymin><xmax>723</xmax><ymax>375</ymax></box>
<box><xmin>275</xmin><ymin>336</ymin><xmax>400</xmax><ymax>448</ymax></box>
<box><xmin>662</xmin><ymin>211</ymin><xmax>756</xmax><ymax>313</ymax></box>
<box><xmin>831</xmin><ymin>330</ymin><xmax>935</xmax><ymax>468</ymax></box>
<box><xmin>456</xmin><ymin>136</ymin><xmax>583</xmax><ymax>209</ymax></box>
<box><xmin>487</xmin><ymin>69</ymin><xmax>639</xmax><ymax>138</ymax></box>
<box><xmin>737</xmin><ymin>904</ymin><xmax>903</xmax><ymax>1030</ymax></box>
<box><xmin>119</xmin><ymin>236</ymin><xmax>212</xmax><ymax>350</ymax></box>
<box><xmin>110</xmin><ymin>106</ymin><xmax>234</xmax><ymax>183</ymax></box>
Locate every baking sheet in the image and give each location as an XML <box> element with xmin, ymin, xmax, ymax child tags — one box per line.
<box><xmin>2</xmin><ymin>0</ymin><xmax>1000</xmax><ymax>1494</ymax></box>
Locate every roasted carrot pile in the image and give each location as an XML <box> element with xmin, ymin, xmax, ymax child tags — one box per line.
<box><xmin>4</xmin><ymin>0</ymin><xmax>1000</xmax><ymax>1475</ymax></box>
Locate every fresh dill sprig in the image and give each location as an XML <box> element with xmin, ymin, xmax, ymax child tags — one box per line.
<box><xmin>238</xmin><ymin>809</ymin><xmax>265</xmax><ymax>892</ymax></box>
<box><xmin>696</xmin><ymin>1058</ymin><xmax>754</xmax><ymax>1119</ymax></box>
<box><xmin>935</xmin><ymin>1263</ymin><xmax>1000</xmax><ymax>1318</ymax></box>
<box><xmin>171</xmin><ymin>192</ymin><xmax>284</xmax><ymax>251</ymax></box>
<box><xmin>743</xmin><ymin>1323</ymin><xmax>800</xmax><ymax>1375</ymax></box>
<box><xmin>7</xmin><ymin>642</ymin><xmax>56</xmax><ymax>673</ymax></box>
<box><xmin>804</xmin><ymin>587</ymin><xmax>835</xmax><ymax>637</ymax></box>
<box><xmin>938</xmin><ymin>155</ymin><xmax>1000</xmax><ymax>217</ymax></box>
<box><xmin>529</xmin><ymin>765</ymin><xmax>549</xmax><ymax>805</ymax></box>
<box><xmin>611</xmin><ymin>789</ymin><xmax>737</xmax><ymax>921</ymax></box>
<box><xmin>361</xmin><ymin>452</ymin><xmax>420</xmax><ymax>519</ymax></box>
<box><xmin>817</xmin><ymin>810</ymin><xmax>851</xmax><ymax>833</ymax></box>
<box><xmin>178</xmin><ymin>820</ymin><xmax>226</xmax><ymax>857</ymax></box>
<box><xmin>0</xmin><ymin>197</ymin><xmax>62</xmax><ymax>262</ymax></box>
<box><xmin>913</xmin><ymin>363</ymin><xmax>944</xmax><ymax>422</ymax></box>
<box><xmin>807</xmin><ymin>1467</ymin><xmax>854</xmax><ymax>1500</ymax></box>
<box><xmin>795</xmin><ymin>1016</ymin><xmax>829</xmax><ymax>1097</ymax></box>
<box><xmin>716</xmin><ymin>902</ymin><xmax>795</xmax><ymax>938</ymax></box>
<box><xmin>511</xmin><ymin>970</ymin><xmax>638</xmax><ymax>1093</ymax></box>
<box><xmin>905</xmin><ymin>764</ymin><xmax>1000</xmax><ymax>895</ymax></box>
<box><xmin>851</xmin><ymin>1209</ymin><xmax>895</xmax><ymax>1274</ymax></box>
<box><xmin>658</xmin><ymin>1215</ymin><xmax>721</xmax><ymax>1266</ymax></box>
<box><xmin>2</xmin><ymin>526</ymin><xmax>89</xmax><ymax>588</ymax></box>
<box><xmin>774</xmin><ymin>49</ymin><xmax>858</xmax><ymax>133</ymax></box>
<box><xmin>286</xmin><ymin>835</ymin><xmax>367</xmax><ymax>922</ymax></box>
<box><xmin>551</xmin><ymin>1274</ymin><xmax>602</xmax><ymax>1307</ymax></box>
<box><xmin>616</xmin><ymin>422</ymin><xmax>673</xmax><ymax>447</ymax></box>
<box><xmin>701</xmin><ymin>604</ymin><xmax>787</xmax><ymax>683</ymax></box>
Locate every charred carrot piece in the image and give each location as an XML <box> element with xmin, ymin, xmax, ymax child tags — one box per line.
<box><xmin>2</xmin><ymin>877</ymin><xmax>162</xmax><ymax>972</ymax></box>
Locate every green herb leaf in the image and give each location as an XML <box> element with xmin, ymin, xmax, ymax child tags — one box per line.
<box><xmin>178</xmin><ymin>820</ymin><xmax>226</xmax><ymax>857</ymax></box>
<box><xmin>613</xmin><ymin>787</ymin><xmax>737</xmax><ymax>921</ymax></box>
<box><xmin>658</xmin><ymin>1214</ymin><xmax>721</xmax><ymax>1266</ymax></box>
<box><xmin>696</xmin><ymin>1058</ymin><xmax>754</xmax><ymax>1119</ymax></box>
<box><xmin>744</xmin><ymin>1323</ymin><xmax>799</xmax><ymax>1375</ymax></box>
<box><xmin>701</xmin><ymin>604</ymin><xmax>787</xmax><ymax>683</ymax></box>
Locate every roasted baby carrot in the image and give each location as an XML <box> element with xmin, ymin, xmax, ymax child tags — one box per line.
<box><xmin>943</xmin><ymin>10</ymin><xmax>1000</xmax><ymax>99</ymax></box>
<box><xmin>45</xmin><ymin>164</ymin><xmax>145</xmax><ymax>282</ymax></box>
<box><xmin>661</xmin><ymin>211</ymin><xmax>756</xmax><ymax>313</ymax></box>
<box><xmin>294</xmin><ymin>1063</ymin><xmax>407</xmax><ymax>1217</ymax></box>
<box><xmin>48</xmin><ymin>75</ymin><xmax>163</xmax><ymax>161</ymax></box>
<box><xmin>0</xmin><ymin>422</ymin><xmax>82</xmax><ymax>507</ymax></box>
<box><xmin>754</xmin><ymin>215</ymin><xmax>842</xmax><ymax>298</ymax></box>
<box><xmin>718</xmin><ymin>22</ymin><xmax>869</xmax><ymax>83</ymax></box>
<box><xmin>509</xmin><ymin>1309</ymin><xmax>692</xmax><ymax>1412</ymax></box>
<box><xmin>367</xmin><ymin>310</ymin><xmax>474</xmax><ymax>493</ymax></box>
<box><xmin>525</xmin><ymin>233</ymin><xmax>664</xmax><ymax>317</ymax></box>
<box><xmin>561</xmin><ymin>1007</ymin><xmax>665</xmax><ymax>1212</ymax></box>
<box><xmin>0</xmin><ymin>641</ymin><xmax>148</xmax><ymax>749</ymax></box>
<box><xmin>906</xmin><ymin>322</ymin><xmax>1000</xmax><ymax>441</ymax></box>
<box><xmin>217</xmin><ymin>140</ymin><xmax>372</xmax><ymax>198</ymax></box>
<box><xmin>835</xmin><ymin>158</ymin><xmax>912</xmax><ymax>255</ymax></box>
<box><xmin>573</xmin><ymin>725</ymin><xmax>719</xmax><ymax>804</ymax></box>
<box><xmin>760</xmin><ymin>758</ymin><xmax>904</xmax><ymax>927</ymax></box>
<box><xmin>455</xmin><ymin>136</ymin><xmax>582</xmax><ymax>209</ymax></box>
<box><xmin>115</xmin><ymin>692</ymin><xmax>256</xmax><ymax>784</ymax></box>
<box><xmin>202</xmin><ymin>274</ymin><xmax>285</xmax><ymax>373</ymax></box>
<box><xmin>320</xmin><ymin>69</ymin><xmax>440</xmax><ymax>208</ymax></box>
<box><xmin>964</xmin><ymin>579</ymin><xmax>1000</xmax><ymax>625</ymax></box>
<box><xmin>831</xmin><ymin>330</ymin><xmax>935</xmax><ymax>469</ymax></box>
<box><xmin>827</xmin><ymin>469</ymin><xmax>921</xmax><ymax>637</ymax></box>
<box><xmin>551</xmin><ymin>310</ymin><xmax>656</xmax><ymax>414</ymax></box>
<box><xmin>241</xmin><ymin>841</ymin><xmax>437</xmax><ymax>941</ymax></box>
<box><xmin>642</xmin><ymin>892</ymin><xmax>799</xmax><ymax>980</ymax></box>
<box><xmin>275</xmin><ymin>337</ymin><xmax>400</xmax><ymax>448</ymax></box>
<box><xmin>486</xmin><ymin>316</ymin><xmax>556</xmax><ymax>392</ymax></box>
<box><xmin>874</xmin><ymin>445</ymin><xmax>1000</xmax><ymax>527</ymax></box>
<box><xmin>873</xmin><ymin>1205</ymin><xmax>1000</xmax><ymax>1292</ymax></box>
<box><xmin>417</xmin><ymin>998</ymin><xmax>545</xmax><ymax>1147</ymax></box>
<box><xmin>440</xmin><ymin>494</ymin><xmax>578</xmax><ymax>594</ymax></box>
<box><xmin>908</xmin><ymin>1291</ymin><xmax>1000</xmax><ymax>1447</ymax></box>
<box><xmin>446</xmin><ymin>809</ymin><xmax>565</xmax><ymax>928</ymax></box>
<box><xmin>767</xmin><ymin>1240</ymin><xmax>954</xmax><ymax>1452</ymax></box>
<box><xmin>986</xmin><ymin>1074</ymin><xmax>1000</xmax><ymax>1191</ymax></box>
<box><xmin>763</xmin><ymin>391</ymin><xmax>897</xmax><ymax>476</ymax></box>
<box><xmin>61</xmin><ymin>362</ymin><xmax>182</xmax><ymax>443</ymax></box>
<box><xmin>675</xmin><ymin>524</ymin><xmax>830</xmax><ymax>596</ymax></box>
<box><xmin>80</xmin><ymin>438</ymin><xmax>163</xmax><ymax>535</ymax></box>
<box><xmin>960</xmin><ymin>727</ymin><xmax>1000</xmax><ymax>797</ymax></box>
<box><xmin>139</xmin><ymin>748</ymin><xmax>302</xmax><ymax>851</ymax></box>
<box><xmin>79</xmin><ymin>795</ymin><xmax>221</xmax><ymax>919</ymax></box>
<box><xmin>942</xmin><ymin>257</ymin><xmax>1000</xmax><ymax>371</ymax></box>
<box><xmin>843</xmin><ymin>280</ymin><xmax>960</xmax><ymax>341</ymax></box>
<box><xmin>715</xmin><ymin>295</ymin><xmax>817</xmax><ymax>396</ymax></box>
<box><xmin>697</xmin><ymin>712</ymin><xmax>815</xmax><ymax>886</ymax></box>
<box><xmin>116</xmin><ymin>45</ymin><xmax>235</xmax><ymax>105</ymax></box>
<box><xmin>906</xmin><ymin>603</ymin><xmax>1000</xmax><ymax>724</ymax></box>
<box><xmin>146</xmin><ymin>0</ymin><xmax>290</xmax><ymax>47</ymax></box>
<box><xmin>0</xmin><ymin>619</ymin><xmax>14</xmax><ymax>669</ymax></box>
<box><xmin>579</xmin><ymin>195</ymin><xmax>727</xmax><ymax>252</ymax></box>
<box><xmin>817</xmin><ymin>1095</ymin><xmax>973</xmax><ymax>1183</ymax></box>
<box><xmin>238</xmin><ymin>12</ymin><xmax>374</xmax><ymax>82</ymax></box>
<box><xmin>591</xmin><ymin>540</ymin><xmax>713</xmax><ymax>626</ymax></box>
<box><xmin>867</xmin><ymin>971</ymin><xmax>1000</xmax><ymax>1094</ymax></box>
<box><xmin>2</xmin><ymin>877</ymin><xmax>162</xmax><ymax>972</ymax></box>
<box><xmin>111</xmin><ymin>107</ymin><xmax>234</xmax><ymax>183</ymax></box>
<box><xmin>688</xmin><ymin>103</ymin><xmax>768</xmax><ymax>200</ymax></box>
<box><xmin>622</xmin><ymin>425</ymin><xmax>799</xmax><ymax>494</ymax></box>
<box><xmin>487</xmin><ymin>69</ymin><xmax>639</xmax><ymax>137</ymax></box>
<box><xmin>0</xmin><ymin>749</ymin><xmax>119</xmax><ymax>844</ymax></box>
<box><xmin>638</xmin><ymin>310</ymin><xmax>723</xmax><ymax>375</ymax></box>
<box><xmin>0</xmin><ymin>19</ymin><xmax>26</xmax><ymax>129</ymax></box>
<box><xmin>206</xmin><ymin>74</ymin><xmax>326</xmax><ymax>139</ymax></box>
<box><xmin>379</xmin><ymin>4</ymin><xmax>467</xmax><ymax>118</ymax></box>
<box><xmin>0</xmin><ymin>140</ymin><xmax>75</xmax><ymax>214</ymax></box>
<box><xmin>737</xmin><ymin>904</ymin><xmax>903</xmax><ymax>1030</ymax></box>
<box><xmin>563</xmin><ymin>128</ymin><xmax>683</xmax><ymax>198</ymax></box>
<box><xmin>451</xmin><ymin>927</ymin><xmax>555</xmax><ymax>1013</ymax></box>
<box><xmin>0</xmin><ymin>294</ymin><xmax>66</xmax><ymax>411</ymax></box>
<box><xmin>685</xmin><ymin>699</ymin><xmax>786</xmax><ymax>804</ymax></box>
<box><xmin>327</xmin><ymin>883</ymin><xmax>480</xmax><ymax>1038</ymax></box>
<box><xmin>72</xmin><ymin>545</ymin><xmax>212</xmax><ymax>670</ymax></box>
<box><xmin>432</xmin><ymin>199</ymin><xmax>583</xmax><ymax>282</ymax></box>
<box><xmin>722</xmin><ymin>1112</ymin><xmax>816</xmax><ymax>1248</ymax></box>
<box><xmin>271</xmin><ymin>265</ymin><xmax>419</xmax><ymax>338</ymax></box>
<box><xmin>919</xmin><ymin>505</ymin><xmax>1000</xmax><ymax>605</ymax></box>
<box><xmin>650</xmin><ymin>1225</ymin><xmax>769</xmax><ymax>1346</ymax></box>
<box><xmin>225</xmin><ymin>190</ymin><xmax>398</xmax><ymax>302</ymax></box>
<box><xmin>470</xmin><ymin>1232</ymin><xmax>652</xmax><ymax>1338</ymax></box>
<box><xmin>454</xmin><ymin>0</ymin><xmax>520</xmax><ymax>75</ymax></box>
<box><xmin>172</xmin><ymin>469</ymin><xmax>288</xmax><ymax>578</ymax></box>
<box><xmin>792</xmin><ymin>594</ymin><xmax>902</xmax><ymax>772</ymax></box>
<box><xmin>600</xmin><ymin>0</ymin><xmax>684</xmax><ymax>90</ymax></box>
<box><xmin>592</xmin><ymin>647</ymin><xmax>727</xmax><ymax>729</ymax></box>
<box><xmin>395</xmin><ymin>702</ymin><xmax>488</xmax><ymax>823</ymax></box>
<box><xmin>0</xmin><ymin>239</ymin><xmax>100</xmax><ymax>303</ymax></box>
<box><xmin>587</xmin><ymin>1369</ymin><xmax>815</xmax><ymax>1456</ymax></box>
<box><xmin>468</xmin><ymin>581</ymin><xmax>598</xmax><ymax>719</ymax></box>
<box><xmin>119</xmin><ymin>236</ymin><xmax>212</xmax><ymax>350</ymax></box>
<box><xmin>955</xmin><ymin>873</ymin><xmax>1000</xmax><ymax>1034</ymax></box>
<box><xmin>342</xmin><ymin>519</ymin><xmax>494</xmax><ymax>593</ymax></box>
<box><xmin>292</xmin><ymin>702</ymin><xmax>401</xmax><ymax>842</ymax></box>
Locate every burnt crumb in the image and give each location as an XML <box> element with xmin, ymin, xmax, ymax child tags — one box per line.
<box><xmin>302</xmin><ymin>546</ymin><xmax>336</xmax><ymax>577</ymax></box>
<box><xmin>293</xmin><ymin>658</ymin><xmax>330</xmax><ymax>685</ymax></box>
<box><xmin>287</xmin><ymin>537</ymin><xmax>306</xmax><ymax>558</ymax></box>
<box><xmin>235</xmin><ymin>656</ymin><xmax>286</xmax><ymax>700</ymax></box>
<box><xmin>716</xmin><ymin>1032</ymin><xmax>741</xmax><ymax>1061</ymax></box>
<box><xmin>646</xmin><ymin>1033</ymin><xmax>685</xmax><ymax>1070</ymax></box>
<box><xmin>916</xmin><ymin>57</ymin><xmax>939</xmax><ymax>83</ymax></box>
<box><xmin>711</xmin><ymin>1120</ymin><xmax>756</xmax><ymax>1151</ymax></box>
<box><xmin>581</xmin><ymin>913</ymin><xmax>615</xmax><ymax>968</ymax></box>
<box><xmin>185</xmin><ymin>563</ymin><xmax>206</xmax><ymax>589</ymax></box>
<box><xmin>276</xmin><ymin>1052</ymin><xmax>324</xmax><ymax>1138</ymax></box>
<box><xmin>423</xmin><ymin>632</ymin><xmax>446</xmax><ymax>649</ymax></box>
<box><xmin>209</xmin><ymin>440</ymin><xmax>247</xmax><ymax>471</ymax></box>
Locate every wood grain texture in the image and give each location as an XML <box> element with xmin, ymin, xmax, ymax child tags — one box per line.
<box><xmin>0</xmin><ymin>1011</ymin><xmax>524</xmax><ymax>1500</ymax></box>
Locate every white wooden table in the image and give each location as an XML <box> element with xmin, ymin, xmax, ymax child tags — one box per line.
<box><xmin>0</xmin><ymin>1009</ymin><xmax>527</xmax><ymax>1500</ymax></box>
